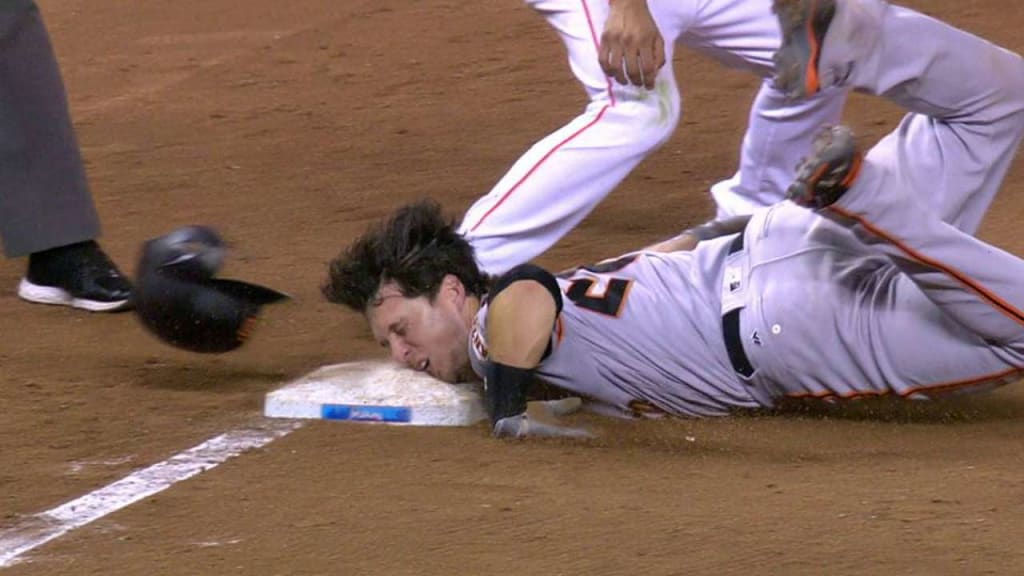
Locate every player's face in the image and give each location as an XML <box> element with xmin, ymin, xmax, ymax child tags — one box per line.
<box><xmin>366</xmin><ymin>277</ymin><xmax>473</xmax><ymax>383</ymax></box>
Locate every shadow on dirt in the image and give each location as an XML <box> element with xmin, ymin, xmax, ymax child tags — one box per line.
<box><xmin>130</xmin><ymin>359</ymin><xmax>293</xmax><ymax>393</ymax></box>
<box><xmin>767</xmin><ymin>392</ymin><xmax>1024</xmax><ymax>424</ymax></box>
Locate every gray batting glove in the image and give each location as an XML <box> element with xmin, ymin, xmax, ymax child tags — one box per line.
<box><xmin>492</xmin><ymin>413</ymin><xmax>594</xmax><ymax>440</ymax></box>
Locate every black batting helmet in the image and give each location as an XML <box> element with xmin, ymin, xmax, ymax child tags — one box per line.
<box><xmin>134</xmin><ymin>225</ymin><xmax>288</xmax><ymax>353</ymax></box>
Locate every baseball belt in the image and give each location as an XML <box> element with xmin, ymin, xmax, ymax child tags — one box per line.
<box><xmin>722</xmin><ymin>229</ymin><xmax>756</xmax><ymax>378</ymax></box>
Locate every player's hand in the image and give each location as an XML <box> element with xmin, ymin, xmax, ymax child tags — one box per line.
<box><xmin>599</xmin><ymin>0</ymin><xmax>666</xmax><ymax>89</ymax></box>
<box><xmin>493</xmin><ymin>413</ymin><xmax>594</xmax><ymax>440</ymax></box>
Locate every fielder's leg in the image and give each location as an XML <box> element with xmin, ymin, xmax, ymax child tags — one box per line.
<box><xmin>672</xmin><ymin>0</ymin><xmax>849</xmax><ymax>218</ymax></box>
<box><xmin>709</xmin><ymin>81</ymin><xmax>848</xmax><ymax>218</ymax></box>
<box><xmin>460</xmin><ymin>0</ymin><xmax>684</xmax><ymax>275</ymax></box>
<box><xmin>462</xmin><ymin>0</ymin><xmax>848</xmax><ymax>273</ymax></box>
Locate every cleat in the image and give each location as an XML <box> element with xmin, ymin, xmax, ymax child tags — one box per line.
<box><xmin>787</xmin><ymin>125</ymin><xmax>863</xmax><ymax>209</ymax></box>
<box><xmin>772</xmin><ymin>0</ymin><xmax>837</xmax><ymax>99</ymax></box>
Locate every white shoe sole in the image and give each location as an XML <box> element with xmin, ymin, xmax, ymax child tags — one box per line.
<box><xmin>17</xmin><ymin>278</ymin><xmax>133</xmax><ymax>312</ymax></box>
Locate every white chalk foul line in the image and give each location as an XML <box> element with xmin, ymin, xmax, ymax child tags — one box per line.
<box><xmin>0</xmin><ymin>419</ymin><xmax>304</xmax><ymax>568</ymax></box>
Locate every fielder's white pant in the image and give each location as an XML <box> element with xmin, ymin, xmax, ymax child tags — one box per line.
<box><xmin>460</xmin><ymin>0</ymin><xmax>848</xmax><ymax>275</ymax></box>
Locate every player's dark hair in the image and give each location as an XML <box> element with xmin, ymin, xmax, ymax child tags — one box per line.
<box><xmin>323</xmin><ymin>199</ymin><xmax>489</xmax><ymax>312</ymax></box>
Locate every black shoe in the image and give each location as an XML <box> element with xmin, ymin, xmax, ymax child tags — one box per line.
<box><xmin>19</xmin><ymin>241</ymin><xmax>134</xmax><ymax>312</ymax></box>
<box><xmin>786</xmin><ymin>125</ymin><xmax>863</xmax><ymax>209</ymax></box>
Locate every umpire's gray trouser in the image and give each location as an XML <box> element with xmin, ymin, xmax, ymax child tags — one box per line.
<box><xmin>0</xmin><ymin>1</ymin><xmax>100</xmax><ymax>257</ymax></box>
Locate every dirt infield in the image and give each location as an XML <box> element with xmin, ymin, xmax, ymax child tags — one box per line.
<box><xmin>3</xmin><ymin>0</ymin><xmax>1024</xmax><ymax>573</ymax></box>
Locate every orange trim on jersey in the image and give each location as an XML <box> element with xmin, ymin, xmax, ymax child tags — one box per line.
<box><xmin>555</xmin><ymin>316</ymin><xmax>565</xmax><ymax>345</ymax></box>
<box><xmin>786</xmin><ymin>365</ymin><xmax>1023</xmax><ymax>401</ymax></box>
<box><xmin>828</xmin><ymin>205</ymin><xmax>1024</xmax><ymax>328</ymax></box>
<box><xmin>804</xmin><ymin>0</ymin><xmax>823</xmax><ymax>95</ymax></box>
<box><xmin>466</xmin><ymin>0</ymin><xmax>615</xmax><ymax>233</ymax></box>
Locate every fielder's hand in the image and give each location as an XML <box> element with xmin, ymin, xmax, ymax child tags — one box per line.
<box><xmin>493</xmin><ymin>414</ymin><xmax>594</xmax><ymax>440</ymax></box>
<box><xmin>599</xmin><ymin>0</ymin><xmax>666</xmax><ymax>89</ymax></box>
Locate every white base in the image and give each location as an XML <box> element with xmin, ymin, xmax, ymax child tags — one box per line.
<box><xmin>264</xmin><ymin>360</ymin><xmax>486</xmax><ymax>426</ymax></box>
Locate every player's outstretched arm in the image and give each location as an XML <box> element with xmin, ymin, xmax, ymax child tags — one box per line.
<box><xmin>644</xmin><ymin>215</ymin><xmax>753</xmax><ymax>252</ymax></box>
<box><xmin>485</xmin><ymin>275</ymin><xmax>593</xmax><ymax>440</ymax></box>
<box><xmin>599</xmin><ymin>0</ymin><xmax>665</xmax><ymax>89</ymax></box>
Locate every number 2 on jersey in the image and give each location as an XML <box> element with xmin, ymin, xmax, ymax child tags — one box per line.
<box><xmin>565</xmin><ymin>277</ymin><xmax>632</xmax><ymax>317</ymax></box>
<box><xmin>562</xmin><ymin>253</ymin><xmax>637</xmax><ymax>317</ymax></box>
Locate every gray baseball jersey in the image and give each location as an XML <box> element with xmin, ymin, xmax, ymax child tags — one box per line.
<box><xmin>469</xmin><ymin>240</ymin><xmax>760</xmax><ymax>419</ymax></box>
<box><xmin>468</xmin><ymin>0</ymin><xmax>1024</xmax><ymax>418</ymax></box>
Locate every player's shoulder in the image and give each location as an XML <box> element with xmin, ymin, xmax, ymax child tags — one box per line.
<box><xmin>468</xmin><ymin>264</ymin><xmax>562</xmax><ymax>374</ymax></box>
